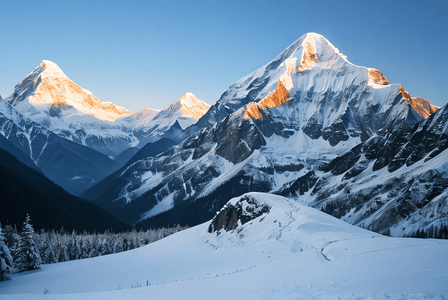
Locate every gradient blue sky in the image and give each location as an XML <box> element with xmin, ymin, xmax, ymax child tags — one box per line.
<box><xmin>1</xmin><ymin>0</ymin><xmax>447</xmax><ymax>112</ymax></box>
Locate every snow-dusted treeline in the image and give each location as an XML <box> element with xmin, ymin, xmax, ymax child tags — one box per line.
<box><xmin>0</xmin><ymin>216</ymin><xmax>187</xmax><ymax>280</ymax></box>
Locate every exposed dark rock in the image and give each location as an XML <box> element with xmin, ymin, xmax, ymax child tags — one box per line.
<box><xmin>208</xmin><ymin>195</ymin><xmax>271</xmax><ymax>233</ymax></box>
<box><xmin>215</xmin><ymin>116</ymin><xmax>266</xmax><ymax>164</ymax></box>
<box><xmin>320</xmin><ymin>143</ymin><xmax>363</xmax><ymax>175</ymax></box>
<box><xmin>275</xmin><ymin>170</ymin><xmax>319</xmax><ymax>197</ymax></box>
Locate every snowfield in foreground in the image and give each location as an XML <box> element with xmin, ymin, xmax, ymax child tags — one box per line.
<box><xmin>1</xmin><ymin>193</ymin><xmax>447</xmax><ymax>299</ymax></box>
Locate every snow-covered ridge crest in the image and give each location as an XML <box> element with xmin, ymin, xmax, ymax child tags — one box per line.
<box><xmin>7</xmin><ymin>60</ymin><xmax>130</xmax><ymax>122</ymax></box>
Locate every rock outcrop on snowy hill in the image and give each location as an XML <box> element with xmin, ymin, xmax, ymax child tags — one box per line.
<box><xmin>2</xmin><ymin>192</ymin><xmax>447</xmax><ymax>299</ymax></box>
<box><xmin>86</xmin><ymin>33</ymin><xmax>440</xmax><ymax>234</ymax></box>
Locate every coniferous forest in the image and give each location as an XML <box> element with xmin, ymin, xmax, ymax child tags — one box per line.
<box><xmin>0</xmin><ymin>215</ymin><xmax>187</xmax><ymax>281</ymax></box>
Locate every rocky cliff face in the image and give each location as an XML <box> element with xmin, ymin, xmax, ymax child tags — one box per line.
<box><xmin>277</xmin><ymin>103</ymin><xmax>448</xmax><ymax>238</ymax></box>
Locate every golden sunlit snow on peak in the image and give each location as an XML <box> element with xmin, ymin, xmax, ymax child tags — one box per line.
<box><xmin>244</xmin><ymin>102</ymin><xmax>263</xmax><ymax>119</ymax></box>
<box><xmin>24</xmin><ymin>60</ymin><xmax>131</xmax><ymax>121</ymax></box>
<box><xmin>368</xmin><ymin>69</ymin><xmax>390</xmax><ymax>85</ymax></box>
<box><xmin>400</xmin><ymin>86</ymin><xmax>439</xmax><ymax>118</ymax></box>
<box><xmin>244</xmin><ymin>80</ymin><xmax>292</xmax><ymax>119</ymax></box>
<box><xmin>298</xmin><ymin>41</ymin><xmax>318</xmax><ymax>72</ymax></box>
<box><xmin>40</xmin><ymin>60</ymin><xmax>61</xmax><ymax>69</ymax></box>
<box><xmin>177</xmin><ymin>93</ymin><xmax>210</xmax><ymax>120</ymax></box>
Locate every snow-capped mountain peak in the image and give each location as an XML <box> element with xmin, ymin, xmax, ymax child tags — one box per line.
<box><xmin>176</xmin><ymin>92</ymin><xmax>210</xmax><ymax>120</ymax></box>
<box><xmin>119</xmin><ymin>93</ymin><xmax>210</xmax><ymax>148</ymax></box>
<box><xmin>7</xmin><ymin>60</ymin><xmax>130</xmax><ymax>122</ymax></box>
<box><xmin>97</xmin><ymin>32</ymin><xmax>441</xmax><ymax>230</ymax></box>
<box><xmin>220</xmin><ymin>32</ymin><xmax>439</xmax><ymax>128</ymax></box>
<box><xmin>37</xmin><ymin>60</ymin><xmax>68</xmax><ymax>79</ymax></box>
<box><xmin>146</xmin><ymin>93</ymin><xmax>209</xmax><ymax>130</ymax></box>
<box><xmin>239</xmin><ymin>33</ymin><xmax>392</xmax><ymax>121</ymax></box>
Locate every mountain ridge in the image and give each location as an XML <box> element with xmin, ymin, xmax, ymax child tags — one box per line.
<box><xmin>5</xmin><ymin>61</ymin><xmax>210</xmax><ymax>158</ymax></box>
<box><xmin>86</xmin><ymin>32</ymin><xmax>440</xmax><ymax>234</ymax></box>
<box><xmin>0</xmin><ymin>146</ymin><xmax>127</xmax><ymax>232</ymax></box>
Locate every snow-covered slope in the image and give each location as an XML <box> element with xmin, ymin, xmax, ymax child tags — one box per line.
<box><xmin>0</xmin><ymin>97</ymin><xmax>120</xmax><ymax>195</ymax></box>
<box><xmin>277</xmin><ymin>103</ymin><xmax>448</xmax><ymax>238</ymax></box>
<box><xmin>87</xmin><ymin>32</ymin><xmax>437</xmax><ymax>230</ymax></box>
<box><xmin>0</xmin><ymin>193</ymin><xmax>446</xmax><ymax>299</ymax></box>
<box><xmin>6</xmin><ymin>61</ymin><xmax>209</xmax><ymax>157</ymax></box>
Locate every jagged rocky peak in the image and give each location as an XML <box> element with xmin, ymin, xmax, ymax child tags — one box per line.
<box><xmin>368</xmin><ymin>68</ymin><xmax>390</xmax><ymax>86</ymax></box>
<box><xmin>234</xmin><ymin>32</ymin><xmax>439</xmax><ymax>144</ymax></box>
<box><xmin>176</xmin><ymin>92</ymin><xmax>210</xmax><ymax>120</ymax></box>
<box><xmin>215</xmin><ymin>32</ymin><xmax>354</xmax><ymax>122</ymax></box>
<box><xmin>199</xmin><ymin>31</ymin><xmax>438</xmax><ymax>138</ymax></box>
<box><xmin>7</xmin><ymin>60</ymin><xmax>130</xmax><ymax>121</ymax></box>
<box><xmin>399</xmin><ymin>86</ymin><xmax>439</xmax><ymax>118</ymax></box>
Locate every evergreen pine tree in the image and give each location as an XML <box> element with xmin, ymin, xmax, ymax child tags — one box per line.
<box><xmin>57</xmin><ymin>238</ymin><xmax>69</xmax><ymax>263</ymax></box>
<box><xmin>3</xmin><ymin>225</ymin><xmax>19</xmax><ymax>261</ymax></box>
<box><xmin>14</xmin><ymin>215</ymin><xmax>42</xmax><ymax>271</ymax></box>
<box><xmin>0</xmin><ymin>223</ymin><xmax>13</xmax><ymax>281</ymax></box>
<box><xmin>42</xmin><ymin>236</ymin><xmax>57</xmax><ymax>264</ymax></box>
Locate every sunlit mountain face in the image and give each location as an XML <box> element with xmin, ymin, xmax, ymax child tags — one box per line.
<box><xmin>1</xmin><ymin>60</ymin><xmax>210</xmax><ymax>195</ymax></box>
<box><xmin>82</xmin><ymin>33</ymin><xmax>444</xmax><ymax>240</ymax></box>
<box><xmin>0</xmin><ymin>32</ymin><xmax>445</xmax><ymax>239</ymax></box>
<box><xmin>5</xmin><ymin>61</ymin><xmax>210</xmax><ymax>158</ymax></box>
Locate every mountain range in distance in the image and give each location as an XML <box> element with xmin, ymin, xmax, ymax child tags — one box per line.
<box><xmin>0</xmin><ymin>32</ymin><xmax>446</xmax><ymax>239</ymax></box>
<box><xmin>1</xmin><ymin>63</ymin><xmax>210</xmax><ymax>196</ymax></box>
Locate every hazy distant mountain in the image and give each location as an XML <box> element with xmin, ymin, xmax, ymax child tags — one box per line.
<box><xmin>0</xmin><ymin>146</ymin><xmax>127</xmax><ymax>232</ymax></box>
<box><xmin>130</xmin><ymin>92</ymin><xmax>210</xmax><ymax>146</ymax></box>
<box><xmin>83</xmin><ymin>138</ymin><xmax>178</xmax><ymax>207</ymax></box>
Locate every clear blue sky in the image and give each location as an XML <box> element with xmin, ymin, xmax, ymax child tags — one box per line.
<box><xmin>0</xmin><ymin>0</ymin><xmax>447</xmax><ymax>112</ymax></box>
